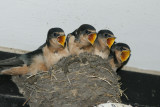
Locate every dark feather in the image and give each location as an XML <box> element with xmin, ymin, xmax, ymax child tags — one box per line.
<box><xmin>0</xmin><ymin>56</ymin><xmax>24</xmax><ymax>67</ymax></box>
<box><xmin>38</xmin><ymin>43</ymin><xmax>46</xmax><ymax>49</ymax></box>
<box><xmin>0</xmin><ymin>49</ymin><xmax>43</xmax><ymax>67</ymax></box>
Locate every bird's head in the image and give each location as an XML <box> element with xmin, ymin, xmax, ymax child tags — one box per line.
<box><xmin>76</xmin><ymin>24</ymin><xmax>97</xmax><ymax>46</ymax></box>
<box><xmin>97</xmin><ymin>30</ymin><xmax>116</xmax><ymax>49</ymax></box>
<box><xmin>111</xmin><ymin>43</ymin><xmax>131</xmax><ymax>64</ymax></box>
<box><xmin>46</xmin><ymin>28</ymin><xmax>66</xmax><ymax>49</ymax></box>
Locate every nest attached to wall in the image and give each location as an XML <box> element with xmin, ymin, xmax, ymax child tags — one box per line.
<box><xmin>12</xmin><ymin>53</ymin><xmax>122</xmax><ymax>107</ymax></box>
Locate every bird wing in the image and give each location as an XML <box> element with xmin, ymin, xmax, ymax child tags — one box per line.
<box><xmin>38</xmin><ymin>43</ymin><xmax>46</xmax><ymax>49</ymax></box>
<box><xmin>0</xmin><ymin>56</ymin><xmax>24</xmax><ymax>67</ymax></box>
<box><xmin>66</xmin><ymin>33</ymin><xmax>72</xmax><ymax>44</ymax></box>
<box><xmin>71</xmin><ymin>29</ymin><xmax>79</xmax><ymax>41</ymax></box>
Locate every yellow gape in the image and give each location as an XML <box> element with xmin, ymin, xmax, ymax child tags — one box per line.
<box><xmin>88</xmin><ymin>33</ymin><xmax>97</xmax><ymax>45</ymax></box>
<box><xmin>107</xmin><ymin>37</ymin><xmax>116</xmax><ymax>48</ymax></box>
<box><xmin>121</xmin><ymin>50</ymin><xmax>131</xmax><ymax>62</ymax></box>
<box><xmin>57</xmin><ymin>36</ymin><xmax>66</xmax><ymax>47</ymax></box>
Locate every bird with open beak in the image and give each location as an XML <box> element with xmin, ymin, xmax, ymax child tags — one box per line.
<box><xmin>0</xmin><ymin>28</ymin><xmax>69</xmax><ymax>75</ymax></box>
<box><xmin>93</xmin><ymin>30</ymin><xmax>116</xmax><ymax>59</ymax></box>
<box><xmin>108</xmin><ymin>43</ymin><xmax>131</xmax><ymax>72</ymax></box>
<box><xmin>67</xmin><ymin>24</ymin><xmax>97</xmax><ymax>55</ymax></box>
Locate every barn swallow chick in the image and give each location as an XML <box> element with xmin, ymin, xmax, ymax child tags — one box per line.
<box><xmin>93</xmin><ymin>30</ymin><xmax>116</xmax><ymax>59</ymax></box>
<box><xmin>0</xmin><ymin>28</ymin><xmax>69</xmax><ymax>75</ymax></box>
<box><xmin>67</xmin><ymin>24</ymin><xmax>97</xmax><ymax>55</ymax></box>
<box><xmin>108</xmin><ymin>43</ymin><xmax>131</xmax><ymax>72</ymax></box>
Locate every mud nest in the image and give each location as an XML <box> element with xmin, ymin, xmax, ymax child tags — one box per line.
<box><xmin>12</xmin><ymin>53</ymin><xmax>122</xmax><ymax>107</ymax></box>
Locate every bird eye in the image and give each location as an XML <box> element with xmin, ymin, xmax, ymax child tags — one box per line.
<box><xmin>105</xmin><ymin>33</ymin><xmax>111</xmax><ymax>37</ymax></box>
<box><xmin>104</xmin><ymin>34</ymin><xmax>108</xmax><ymax>36</ymax></box>
<box><xmin>85</xmin><ymin>30</ymin><xmax>90</xmax><ymax>34</ymax></box>
<box><xmin>53</xmin><ymin>33</ymin><xmax>57</xmax><ymax>36</ymax></box>
<box><xmin>120</xmin><ymin>47</ymin><xmax>123</xmax><ymax>50</ymax></box>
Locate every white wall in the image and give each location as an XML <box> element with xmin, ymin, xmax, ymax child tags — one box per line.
<box><xmin>0</xmin><ymin>0</ymin><xmax>160</xmax><ymax>71</ymax></box>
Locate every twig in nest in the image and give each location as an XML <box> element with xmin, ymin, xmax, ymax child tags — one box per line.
<box><xmin>22</xmin><ymin>90</ymin><xmax>34</xmax><ymax>106</ymax></box>
<box><xmin>114</xmin><ymin>98</ymin><xmax>119</xmax><ymax>103</ymax></box>
<box><xmin>48</xmin><ymin>66</ymin><xmax>57</xmax><ymax>81</ymax></box>
<box><xmin>123</xmin><ymin>92</ymin><xmax>129</xmax><ymax>100</ymax></box>
<box><xmin>48</xmin><ymin>69</ymin><xmax>57</xmax><ymax>81</ymax></box>
<box><xmin>104</xmin><ymin>93</ymin><xmax>114</xmax><ymax>97</ymax></box>
<box><xmin>26</xmin><ymin>71</ymin><xmax>47</xmax><ymax>79</ymax></box>
<box><xmin>26</xmin><ymin>74</ymin><xmax>36</xmax><ymax>79</ymax></box>
<box><xmin>87</xmin><ymin>75</ymin><xmax>112</xmax><ymax>86</ymax></box>
<box><xmin>52</xmin><ymin>74</ymin><xmax>57</xmax><ymax>80</ymax></box>
<box><xmin>119</xmin><ymin>88</ymin><xmax>129</xmax><ymax>100</ymax></box>
<box><xmin>22</xmin><ymin>96</ymin><xmax>31</xmax><ymax>106</ymax></box>
<box><xmin>75</xmin><ymin>71</ymin><xmax>87</xmax><ymax>75</ymax></box>
<box><xmin>67</xmin><ymin>75</ymin><xmax>71</xmax><ymax>85</ymax></box>
<box><xmin>119</xmin><ymin>89</ymin><xmax>123</xmax><ymax>96</ymax></box>
<box><xmin>50</xmin><ymin>68</ymin><xmax>59</xmax><ymax>81</ymax></box>
<box><xmin>100</xmin><ymin>66</ymin><xmax>113</xmax><ymax>77</ymax></box>
<box><xmin>119</xmin><ymin>82</ymin><xmax>122</xmax><ymax>86</ymax></box>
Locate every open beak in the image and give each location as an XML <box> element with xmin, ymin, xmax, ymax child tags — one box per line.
<box><xmin>57</xmin><ymin>35</ymin><xmax>66</xmax><ymax>47</ymax></box>
<box><xmin>88</xmin><ymin>33</ymin><xmax>97</xmax><ymax>45</ymax></box>
<box><xmin>107</xmin><ymin>37</ymin><xmax>116</xmax><ymax>49</ymax></box>
<box><xmin>121</xmin><ymin>50</ymin><xmax>131</xmax><ymax>63</ymax></box>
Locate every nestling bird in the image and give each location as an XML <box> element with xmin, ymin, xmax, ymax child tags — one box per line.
<box><xmin>67</xmin><ymin>24</ymin><xmax>97</xmax><ymax>55</ymax></box>
<box><xmin>93</xmin><ymin>29</ymin><xmax>116</xmax><ymax>59</ymax></box>
<box><xmin>108</xmin><ymin>43</ymin><xmax>131</xmax><ymax>71</ymax></box>
<box><xmin>0</xmin><ymin>28</ymin><xmax>69</xmax><ymax>75</ymax></box>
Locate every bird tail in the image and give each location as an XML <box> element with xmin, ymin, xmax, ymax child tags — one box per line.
<box><xmin>0</xmin><ymin>57</ymin><xmax>24</xmax><ymax>67</ymax></box>
<box><xmin>0</xmin><ymin>56</ymin><xmax>25</xmax><ymax>75</ymax></box>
